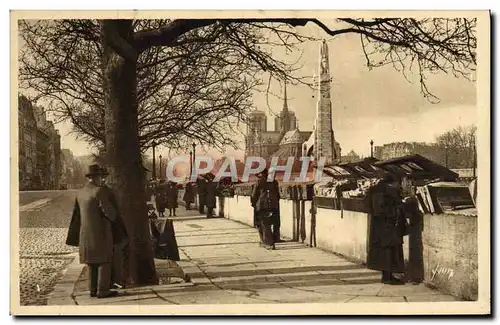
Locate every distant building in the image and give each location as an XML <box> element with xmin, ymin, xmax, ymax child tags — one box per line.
<box><xmin>374</xmin><ymin>142</ymin><xmax>445</xmax><ymax>166</ymax></box>
<box><xmin>18</xmin><ymin>95</ymin><xmax>38</xmax><ymax>190</ymax></box>
<box><xmin>32</xmin><ymin>105</ymin><xmax>63</xmax><ymax>190</ymax></box>
<box><xmin>245</xmin><ymin>40</ymin><xmax>341</xmax><ymax>166</ymax></box>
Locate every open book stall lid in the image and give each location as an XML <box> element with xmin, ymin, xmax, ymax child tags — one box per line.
<box><xmin>374</xmin><ymin>154</ymin><xmax>459</xmax><ymax>181</ymax></box>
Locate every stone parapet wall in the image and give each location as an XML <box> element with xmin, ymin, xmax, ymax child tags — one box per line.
<box><xmin>222</xmin><ymin>194</ymin><xmax>478</xmax><ymax>300</ymax></box>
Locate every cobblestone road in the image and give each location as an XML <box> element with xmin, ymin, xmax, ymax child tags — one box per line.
<box><xmin>18</xmin><ymin>190</ymin><xmax>78</xmax><ymax>306</ymax></box>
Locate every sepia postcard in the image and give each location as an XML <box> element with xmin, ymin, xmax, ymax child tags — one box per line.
<box><xmin>10</xmin><ymin>10</ymin><xmax>491</xmax><ymax>316</ymax></box>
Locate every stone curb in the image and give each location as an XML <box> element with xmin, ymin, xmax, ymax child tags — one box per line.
<box><xmin>47</xmin><ymin>253</ymin><xmax>84</xmax><ymax>305</ymax></box>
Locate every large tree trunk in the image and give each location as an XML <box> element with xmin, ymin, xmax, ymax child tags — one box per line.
<box><xmin>101</xmin><ymin>20</ymin><xmax>157</xmax><ymax>285</ymax></box>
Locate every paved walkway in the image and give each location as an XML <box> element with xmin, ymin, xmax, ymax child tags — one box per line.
<box><xmin>54</xmin><ymin>209</ymin><xmax>460</xmax><ymax>305</ymax></box>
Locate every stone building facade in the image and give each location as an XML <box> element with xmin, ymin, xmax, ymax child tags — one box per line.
<box><xmin>245</xmin><ymin>40</ymin><xmax>341</xmax><ymax>166</ymax></box>
<box><xmin>18</xmin><ymin>95</ymin><xmax>38</xmax><ymax>190</ymax></box>
<box><xmin>18</xmin><ymin>97</ymin><xmax>63</xmax><ymax>190</ymax></box>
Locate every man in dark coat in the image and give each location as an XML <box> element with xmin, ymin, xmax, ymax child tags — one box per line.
<box><xmin>183</xmin><ymin>182</ymin><xmax>195</xmax><ymax>210</ymax></box>
<box><xmin>251</xmin><ymin>168</ymin><xmax>280</xmax><ymax>250</ymax></box>
<box><xmin>71</xmin><ymin>164</ymin><xmax>118</xmax><ymax>298</ymax></box>
<box><xmin>204</xmin><ymin>173</ymin><xmax>217</xmax><ymax>218</ymax></box>
<box><xmin>267</xmin><ymin>168</ymin><xmax>281</xmax><ymax>243</ymax></box>
<box><xmin>366</xmin><ymin>174</ymin><xmax>407</xmax><ymax>285</ymax></box>
<box><xmin>166</xmin><ymin>181</ymin><xmax>178</xmax><ymax>217</ymax></box>
<box><xmin>101</xmin><ymin>167</ymin><xmax>128</xmax><ymax>289</ymax></box>
<box><xmin>196</xmin><ymin>176</ymin><xmax>207</xmax><ymax>214</ymax></box>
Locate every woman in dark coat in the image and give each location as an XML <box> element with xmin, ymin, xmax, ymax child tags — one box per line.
<box><xmin>183</xmin><ymin>182</ymin><xmax>195</xmax><ymax>210</ymax></box>
<box><xmin>166</xmin><ymin>181</ymin><xmax>178</xmax><ymax>217</ymax></box>
<box><xmin>155</xmin><ymin>180</ymin><xmax>167</xmax><ymax>217</ymax></box>
<box><xmin>366</xmin><ymin>174</ymin><xmax>407</xmax><ymax>285</ymax></box>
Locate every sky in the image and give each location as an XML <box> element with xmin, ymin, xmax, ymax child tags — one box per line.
<box><xmin>21</xmin><ymin>20</ymin><xmax>477</xmax><ymax>160</ymax></box>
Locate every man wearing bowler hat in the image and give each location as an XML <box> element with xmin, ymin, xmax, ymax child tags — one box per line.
<box><xmin>73</xmin><ymin>164</ymin><xmax>119</xmax><ymax>298</ymax></box>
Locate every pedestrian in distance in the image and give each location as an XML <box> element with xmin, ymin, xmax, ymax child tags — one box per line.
<box><xmin>166</xmin><ymin>181</ymin><xmax>178</xmax><ymax>217</ymax></box>
<box><xmin>155</xmin><ymin>180</ymin><xmax>167</xmax><ymax>217</ymax></box>
<box><xmin>183</xmin><ymin>182</ymin><xmax>195</xmax><ymax>210</ymax></box>
<box><xmin>68</xmin><ymin>164</ymin><xmax>119</xmax><ymax>298</ymax></box>
<box><xmin>204</xmin><ymin>173</ymin><xmax>217</xmax><ymax>218</ymax></box>
<box><xmin>196</xmin><ymin>176</ymin><xmax>207</xmax><ymax>214</ymax></box>
<box><xmin>267</xmin><ymin>167</ymin><xmax>281</xmax><ymax>243</ymax></box>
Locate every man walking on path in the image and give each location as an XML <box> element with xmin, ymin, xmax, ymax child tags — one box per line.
<box><xmin>204</xmin><ymin>173</ymin><xmax>218</xmax><ymax>218</ymax></box>
<box><xmin>71</xmin><ymin>164</ymin><xmax>119</xmax><ymax>298</ymax></box>
<box><xmin>196</xmin><ymin>176</ymin><xmax>207</xmax><ymax>214</ymax></box>
<box><xmin>267</xmin><ymin>168</ymin><xmax>281</xmax><ymax>243</ymax></box>
<box><xmin>251</xmin><ymin>168</ymin><xmax>280</xmax><ymax>250</ymax></box>
<box><xmin>101</xmin><ymin>167</ymin><xmax>128</xmax><ymax>289</ymax></box>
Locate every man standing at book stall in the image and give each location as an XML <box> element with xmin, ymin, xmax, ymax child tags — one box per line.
<box><xmin>366</xmin><ymin>173</ymin><xmax>408</xmax><ymax>285</ymax></box>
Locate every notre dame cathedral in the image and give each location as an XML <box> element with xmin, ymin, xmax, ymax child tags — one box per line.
<box><xmin>244</xmin><ymin>40</ymin><xmax>341</xmax><ymax>165</ymax></box>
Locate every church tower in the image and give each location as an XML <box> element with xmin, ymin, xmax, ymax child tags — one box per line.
<box><xmin>313</xmin><ymin>40</ymin><xmax>337</xmax><ymax>164</ymax></box>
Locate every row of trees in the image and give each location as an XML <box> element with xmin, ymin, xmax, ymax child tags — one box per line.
<box><xmin>436</xmin><ymin>125</ymin><xmax>477</xmax><ymax>169</ymax></box>
<box><xmin>19</xmin><ymin>17</ymin><xmax>477</xmax><ymax>285</ymax></box>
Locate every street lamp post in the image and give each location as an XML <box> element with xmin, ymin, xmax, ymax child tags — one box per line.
<box><xmin>189</xmin><ymin>151</ymin><xmax>193</xmax><ymax>178</ymax></box>
<box><xmin>159</xmin><ymin>155</ymin><xmax>162</xmax><ymax>180</ymax></box>
<box><xmin>192</xmin><ymin>143</ymin><xmax>196</xmax><ymax>176</ymax></box>
<box><xmin>152</xmin><ymin>140</ymin><xmax>158</xmax><ymax>179</ymax></box>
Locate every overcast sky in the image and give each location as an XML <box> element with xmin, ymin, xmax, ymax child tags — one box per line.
<box><xmin>24</xmin><ymin>21</ymin><xmax>477</xmax><ymax>159</ymax></box>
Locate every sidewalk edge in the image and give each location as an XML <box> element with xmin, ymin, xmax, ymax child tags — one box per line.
<box><xmin>47</xmin><ymin>253</ymin><xmax>83</xmax><ymax>306</ymax></box>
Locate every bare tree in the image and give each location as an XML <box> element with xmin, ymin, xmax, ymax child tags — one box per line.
<box><xmin>19</xmin><ymin>20</ymin><xmax>312</xmax><ymax>152</ymax></box>
<box><xmin>20</xmin><ymin>17</ymin><xmax>477</xmax><ymax>285</ymax></box>
<box><xmin>436</xmin><ymin>125</ymin><xmax>477</xmax><ymax>169</ymax></box>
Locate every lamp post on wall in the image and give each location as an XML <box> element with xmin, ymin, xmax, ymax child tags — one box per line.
<box><xmin>159</xmin><ymin>155</ymin><xmax>162</xmax><ymax>180</ymax></box>
<box><xmin>151</xmin><ymin>140</ymin><xmax>158</xmax><ymax>179</ymax></box>
<box><xmin>370</xmin><ymin>140</ymin><xmax>374</xmax><ymax>158</ymax></box>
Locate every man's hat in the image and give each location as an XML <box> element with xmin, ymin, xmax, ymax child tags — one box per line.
<box><xmin>100</xmin><ymin>167</ymin><xmax>110</xmax><ymax>176</ymax></box>
<box><xmin>85</xmin><ymin>164</ymin><xmax>103</xmax><ymax>177</ymax></box>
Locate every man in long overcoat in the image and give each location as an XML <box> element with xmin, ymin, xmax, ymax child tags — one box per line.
<box><xmin>183</xmin><ymin>182</ymin><xmax>195</xmax><ymax>210</ymax></box>
<box><xmin>71</xmin><ymin>164</ymin><xmax>118</xmax><ymax>298</ymax></box>
<box><xmin>196</xmin><ymin>176</ymin><xmax>207</xmax><ymax>214</ymax></box>
<box><xmin>366</xmin><ymin>173</ymin><xmax>407</xmax><ymax>285</ymax></box>
<box><xmin>251</xmin><ymin>168</ymin><xmax>280</xmax><ymax>250</ymax></box>
<box><xmin>101</xmin><ymin>167</ymin><xmax>128</xmax><ymax>289</ymax></box>
<box><xmin>166</xmin><ymin>181</ymin><xmax>178</xmax><ymax>217</ymax></box>
<box><xmin>204</xmin><ymin>173</ymin><xmax>217</xmax><ymax>218</ymax></box>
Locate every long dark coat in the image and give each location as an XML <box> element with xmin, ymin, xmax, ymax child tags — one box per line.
<box><xmin>183</xmin><ymin>183</ymin><xmax>195</xmax><ymax>204</ymax></box>
<box><xmin>366</xmin><ymin>182</ymin><xmax>406</xmax><ymax>273</ymax></box>
<box><xmin>204</xmin><ymin>180</ymin><xmax>218</xmax><ymax>208</ymax></box>
<box><xmin>251</xmin><ymin>177</ymin><xmax>280</xmax><ymax>212</ymax></box>
<box><xmin>74</xmin><ymin>183</ymin><xmax>117</xmax><ymax>264</ymax></box>
<box><xmin>155</xmin><ymin>185</ymin><xmax>167</xmax><ymax>213</ymax></box>
<box><xmin>196</xmin><ymin>178</ymin><xmax>207</xmax><ymax>206</ymax></box>
<box><xmin>102</xmin><ymin>184</ymin><xmax>128</xmax><ymax>244</ymax></box>
<box><xmin>166</xmin><ymin>185</ymin><xmax>178</xmax><ymax>209</ymax></box>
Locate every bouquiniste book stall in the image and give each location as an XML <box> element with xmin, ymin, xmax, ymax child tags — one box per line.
<box><xmin>313</xmin><ymin>154</ymin><xmax>475</xmax><ymax>215</ymax></box>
